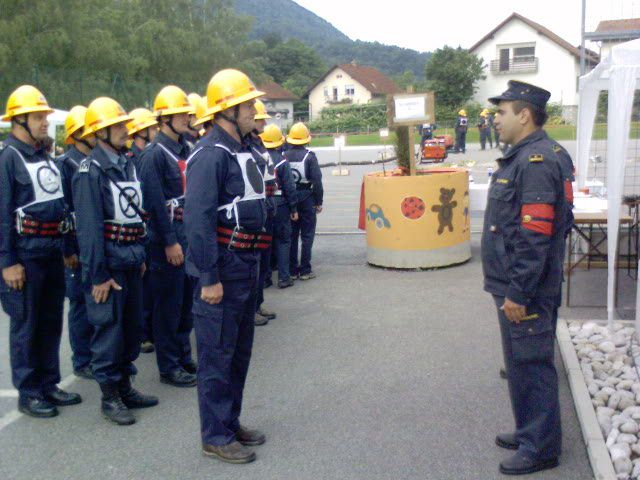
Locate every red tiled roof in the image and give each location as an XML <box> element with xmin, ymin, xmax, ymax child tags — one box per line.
<box><xmin>470</xmin><ymin>12</ymin><xmax>599</xmax><ymax>63</ymax></box>
<box><xmin>596</xmin><ymin>18</ymin><xmax>640</xmax><ymax>33</ymax></box>
<box><xmin>258</xmin><ymin>81</ymin><xmax>299</xmax><ymax>101</ymax></box>
<box><xmin>303</xmin><ymin>63</ymin><xmax>401</xmax><ymax>97</ymax></box>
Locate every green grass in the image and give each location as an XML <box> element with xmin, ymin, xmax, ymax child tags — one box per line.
<box><xmin>308</xmin><ymin>123</ymin><xmax>639</xmax><ymax>148</ymax></box>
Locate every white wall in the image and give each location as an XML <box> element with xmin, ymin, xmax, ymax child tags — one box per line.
<box><xmin>263</xmin><ymin>99</ymin><xmax>295</xmax><ymax>129</ymax></box>
<box><xmin>308</xmin><ymin>67</ymin><xmax>372</xmax><ymax>120</ymax></box>
<box><xmin>471</xmin><ymin>18</ymin><xmax>579</xmax><ymax>109</ymax></box>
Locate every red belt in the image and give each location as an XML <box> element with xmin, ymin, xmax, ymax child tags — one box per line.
<box><xmin>217</xmin><ymin>227</ymin><xmax>272</xmax><ymax>250</ymax></box>
<box><xmin>169</xmin><ymin>206</ymin><xmax>184</xmax><ymax>222</ymax></box>
<box><xmin>265</xmin><ymin>184</ymin><xmax>278</xmax><ymax>197</ymax></box>
<box><xmin>104</xmin><ymin>223</ymin><xmax>146</xmax><ymax>243</ymax></box>
<box><xmin>18</xmin><ymin>217</ymin><xmax>65</xmax><ymax>237</ymax></box>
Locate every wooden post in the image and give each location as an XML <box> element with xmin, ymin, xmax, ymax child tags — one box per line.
<box><xmin>408</xmin><ymin>124</ymin><xmax>416</xmax><ymax>176</ymax></box>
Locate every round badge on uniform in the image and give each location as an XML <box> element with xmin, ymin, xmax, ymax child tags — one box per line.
<box><xmin>119</xmin><ymin>187</ymin><xmax>141</xmax><ymax>219</ymax></box>
<box><xmin>291</xmin><ymin>168</ymin><xmax>302</xmax><ymax>183</ymax></box>
<box><xmin>36</xmin><ymin>165</ymin><xmax>60</xmax><ymax>194</ymax></box>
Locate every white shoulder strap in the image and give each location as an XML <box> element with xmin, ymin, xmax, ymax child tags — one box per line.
<box><xmin>214</xmin><ymin>143</ymin><xmax>234</xmax><ymax>155</ymax></box>
<box><xmin>7</xmin><ymin>145</ymin><xmax>26</xmax><ymax>164</ymax></box>
<box><xmin>275</xmin><ymin>159</ymin><xmax>287</xmax><ymax>169</ymax></box>
<box><xmin>157</xmin><ymin>143</ymin><xmax>180</xmax><ymax>162</ymax></box>
<box><xmin>186</xmin><ymin>146</ymin><xmax>203</xmax><ymax>164</ymax></box>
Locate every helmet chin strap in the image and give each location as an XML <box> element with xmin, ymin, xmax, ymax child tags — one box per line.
<box><xmin>134</xmin><ymin>131</ymin><xmax>150</xmax><ymax>145</ymax></box>
<box><xmin>161</xmin><ymin>115</ymin><xmax>182</xmax><ymax>138</ymax></box>
<box><xmin>100</xmin><ymin>126</ymin><xmax>125</xmax><ymax>154</ymax></box>
<box><xmin>14</xmin><ymin>114</ymin><xmax>38</xmax><ymax>144</ymax></box>
<box><xmin>74</xmin><ymin>135</ymin><xmax>94</xmax><ymax>151</ymax></box>
<box><xmin>219</xmin><ymin>105</ymin><xmax>246</xmax><ymax>144</ymax></box>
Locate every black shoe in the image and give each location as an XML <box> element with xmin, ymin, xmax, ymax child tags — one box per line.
<box><xmin>18</xmin><ymin>396</ymin><xmax>58</xmax><ymax>418</ymax></box>
<box><xmin>44</xmin><ymin>387</ymin><xmax>82</xmax><ymax>406</ymax></box>
<box><xmin>74</xmin><ymin>365</ymin><xmax>94</xmax><ymax>380</ymax></box>
<box><xmin>182</xmin><ymin>360</ymin><xmax>198</xmax><ymax>375</ymax></box>
<box><xmin>160</xmin><ymin>369</ymin><xmax>197</xmax><ymax>388</ymax></box>
<box><xmin>119</xmin><ymin>377</ymin><xmax>159</xmax><ymax>409</ymax></box>
<box><xmin>499</xmin><ymin>452</ymin><xmax>559</xmax><ymax>475</ymax></box>
<box><xmin>278</xmin><ymin>279</ymin><xmax>294</xmax><ymax>289</ymax></box>
<box><xmin>499</xmin><ymin>367</ymin><xmax>507</xmax><ymax>379</ymax></box>
<box><xmin>299</xmin><ymin>272</ymin><xmax>316</xmax><ymax>281</ymax></box>
<box><xmin>100</xmin><ymin>384</ymin><xmax>135</xmax><ymax>426</ymax></box>
<box><xmin>140</xmin><ymin>341</ymin><xmax>155</xmax><ymax>353</ymax></box>
<box><xmin>236</xmin><ymin>425</ymin><xmax>266</xmax><ymax>446</ymax></box>
<box><xmin>495</xmin><ymin>432</ymin><xmax>519</xmax><ymax>450</ymax></box>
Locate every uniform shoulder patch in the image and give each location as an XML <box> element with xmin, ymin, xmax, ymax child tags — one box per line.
<box><xmin>78</xmin><ymin>159</ymin><xmax>90</xmax><ymax>173</ymax></box>
<box><xmin>552</xmin><ymin>145</ymin><xmax>562</xmax><ymax>153</ymax></box>
<box><xmin>496</xmin><ymin>178</ymin><xmax>510</xmax><ymax>184</ymax></box>
<box><xmin>529</xmin><ymin>154</ymin><xmax>544</xmax><ymax>163</ymax></box>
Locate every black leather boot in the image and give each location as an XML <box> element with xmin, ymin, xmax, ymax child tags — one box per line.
<box><xmin>119</xmin><ymin>377</ymin><xmax>159</xmax><ymax>409</ymax></box>
<box><xmin>100</xmin><ymin>383</ymin><xmax>135</xmax><ymax>426</ymax></box>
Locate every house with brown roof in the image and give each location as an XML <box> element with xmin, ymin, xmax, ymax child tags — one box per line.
<box><xmin>586</xmin><ymin>18</ymin><xmax>640</xmax><ymax>60</ymax></box>
<box><xmin>304</xmin><ymin>62</ymin><xmax>401</xmax><ymax>120</ymax></box>
<box><xmin>258</xmin><ymin>81</ymin><xmax>300</xmax><ymax>129</ymax></box>
<box><xmin>469</xmin><ymin>12</ymin><xmax>599</xmax><ymax>121</ymax></box>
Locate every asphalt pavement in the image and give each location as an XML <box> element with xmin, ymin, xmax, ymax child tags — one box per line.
<box><xmin>0</xmin><ymin>141</ymin><xmax>599</xmax><ymax>480</ymax></box>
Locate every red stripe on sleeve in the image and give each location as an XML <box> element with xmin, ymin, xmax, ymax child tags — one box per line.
<box><xmin>521</xmin><ymin>203</ymin><xmax>555</xmax><ymax>220</ymax></box>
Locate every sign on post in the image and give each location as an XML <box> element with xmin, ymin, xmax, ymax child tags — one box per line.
<box><xmin>387</xmin><ymin>92</ymin><xmax>435</xmax><ymax>176</ymax></box>
<box><xmin>332</xmin><ymin>135</ymin><xmax>349</xmax><ymax>176</ymax></box>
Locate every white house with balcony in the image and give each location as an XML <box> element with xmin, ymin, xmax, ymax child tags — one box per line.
<box><xmin>469</xmin><ymin>12</ymin><xmax>599</xmax><ymax>121</ymax></box>
<box><xmin>304</xmin><ymin>62</ymin><xmax>401</xmax><ymax>120</ymax></box>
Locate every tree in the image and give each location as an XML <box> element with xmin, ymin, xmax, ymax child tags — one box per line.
<box><xmin>424</xmin><ymin>46</ymin><xmax>485</xmax><ymax>110</ymax></box>
<box><xmin>262</xmin><ymin>39</ymin><xmax>326</xmax><ymax>97</ymax></box>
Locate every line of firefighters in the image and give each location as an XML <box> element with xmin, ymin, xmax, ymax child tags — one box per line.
<box><xmin>0</xmin><ymin>68</ymin><xmax>323</xmax><ymax>463</ymax></box>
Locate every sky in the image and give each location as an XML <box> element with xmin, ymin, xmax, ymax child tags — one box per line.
<box><xmin>294</xmin><ymin>0</ymin><xmax>639</xmax><ymax>52</ymax></box>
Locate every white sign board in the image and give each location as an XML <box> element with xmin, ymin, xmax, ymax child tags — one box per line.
<box><xmin>334</xmin><ymin>135</ymin><xmax>346</xmax><ymax>148</ymax></box>
<box><xmin>379</xmin><ymin>128</ymin><xmax>389</xmax><ymax>138</ymax></box>
<box><xmin>391</xmin><ymin>93</ymin><xmax>433</xmax><ymax>125</ymax></box>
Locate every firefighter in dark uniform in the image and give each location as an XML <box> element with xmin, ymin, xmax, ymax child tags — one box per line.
<box><xmin>127</xmin><ymin>108</ymin><xmax>158</xmax><ymax>172</ymax></box>
<box><xmin>259</xmin><ymin>123</ymin><xmax>298</xmax><ymax>289</ymax></box>
<box><xmin>248</xmin><ymin>99</ymin><xmax>278</xmax><ymax>326</ymax></box>
<box><xmin>285</xmin><ymin>122</ymin><xmax>323</xmax><ymax>280</ymax></box>
<box><xmin>478</xmin><ymin>109</ymin><xmax>493</xmax><ymax>150</ymax></box>
<box><xmin>454</xmin><ymin>109</ymin><xmax>468</xmax><ymax>153</ymax></box>
<box><xmin>126</xmin><ymin>108</ymin><xmax>159</xmax><ymax>354</ymax></box>
<box><xmin>185</xmin><ymin>69</ymin><xmax>268</xmax><ymax>464</ymax></box>
<box><xmin>0</xmin><ymin>85</ymin><xmax>82</xmax><ymax>418</ymax></box>
<box><xmin>481</xmin><ymin>80</ymin><xmax>567</xmax><ymax>475</ymax></box>
<box><xmin>184</xmin><ymin>93</ymin><xmax>203</xmax><ymax>147</ymax></box>
<box><xmin>191</xmin><ymin>95</ymin><xmax>215</xmax><ymax>138</ymax></box>
<box><xmin>57</xmin><ymin>105</ymin><xmax>97</xmax><ymax>380</ymax></box>
<box><xmin>139</xmin><ymin>85</ymin><xmax>197</xmax><ymax>387</ymax></box>
<box><xmin>73</xmin><ymin>97</ymin><xmax>158</xmax><ymax>425</ymax></box>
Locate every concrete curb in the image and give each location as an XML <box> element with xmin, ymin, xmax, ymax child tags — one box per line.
<box><xmin>557</xmin><ymin>319</ymin><xmax>617</xmax><ymax>480</ymax></box>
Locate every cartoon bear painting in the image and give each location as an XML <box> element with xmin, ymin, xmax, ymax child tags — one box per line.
<box><xmin>431</xmin><ymin>187</ymin><xmax>457</xmax><ymax>235</ymax></box>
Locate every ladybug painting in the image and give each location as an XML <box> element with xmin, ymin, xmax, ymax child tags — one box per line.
<box><xmin>401</xmin><ymin>196</ymin><xmax>426</xmax><ymax>220</ymax></box>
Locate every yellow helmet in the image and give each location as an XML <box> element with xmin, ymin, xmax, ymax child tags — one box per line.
<box><xmin>82</xmin><ymin>97</ymin><xmax>132</xmax><ymax>138</ymax></box>
<box><xmin>154</xmin><ymin>85</ymin><xmax>194</xmax><ymax>116</ymax></box>
<box><xmin>286</xmin><ymin>122</ymin><xmax>311</xmax><ymax>145</ymax></box>
<box><xmin>3</xmin><ymin>85</ymin><xmax>54</xmax><ymax>121</ymax></box>
<box><xmin>458</xmin><ymin>109</ymin><xmax>467</xmax><ymax>116</ymax></box>
<box><xmin>64</xmin><ymin>105</ymin><xmax>88</xmax><ymax>144</ymax></box>
<box><xmin>187</xmin><ymin>93</ymin><xmax>202</xmax><ymax>109</ymax></box>
<box><xmin>127</xmin><ymin>108</ymin><xmax>158</xmax><ymax>136</ymax></box>
<box><xmin>193</xmin><ymin>96</ymin><xmax>214</xmax><ymax>127</ymax></box>
<box><xmin>260</xmin><ymin>124</ymin><xmax>285</xmax><ymax>149</ymax></box>
<box><xmin>481</xmin><ymin>108</ymin><xmax>490</xmax><ymax>116</ymax></box>
<box><xmin>205</xmin><ymin>69</ymin><xmax>264</xmax><ymax>115</ymax></box>
<box><xmin>254</xmin><ymin>99</ymin><xmax>271</xmax><ymax>120</ymax></box>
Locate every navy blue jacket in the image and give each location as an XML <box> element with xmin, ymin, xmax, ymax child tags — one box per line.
<box><xmin>139</xmin><ymin>131</ymin><xmax>190</xmax><ymax>247</ymax></box>
<box><xmin>543</xmin><ymin>133</ymin><xmax>575</xmax><ymax>236</ymax></box>
<box><xmin>184</xmin><ymin>125</ymin><xmax>267</xmax><ymax>286</ymax></box>
<box><xmin>56</xmin><ymin>145</ymin><xmax>87</xmax><ymax>257</ymax></box>
<box><xmin>284</xmin><ymin>145</ymin><xmax>323</xmax><ymax>206</ymax></box>
<box><xmin>269</xmin><ymin>148</ymin><xmax>297</xmax><ymax>213</ymax></box>
<box><xmin>249</xmin><ymin>134</ymin><xmax>276</xmax><ymax>217</ymax></box>
<box><xmin>72</xmin><ymin>145</ymin><xmax>146</xmax><ymax>285</ymax></box>
<box><xmin>455</xmin><ymin>116</ymin><xmax>468</xmax><ymax>133</ymax></box>
<box><xmin>0</xmin><ymin>134</ymin><xmax>66</xmax><ymax>267</ymax></box>
<box><xmin>128</xmin><ymin>143</ymin><xmax>145</xmax><ymax>172</ymax></box>
<box><xmin>481</xmin><ymin>129</ymin><xmax>568</xmax><ymax>305</ymax></box>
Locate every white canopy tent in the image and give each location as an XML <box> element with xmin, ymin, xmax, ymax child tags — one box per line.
<box><xmin>0</xmin><ymin>108</ymin><xmax>69</xmax><ymax>148</ymax></box>
<box><xmin>575</xmin><ymin>38</ymin><xmax>640</xmax><ymax>329</ymax></box>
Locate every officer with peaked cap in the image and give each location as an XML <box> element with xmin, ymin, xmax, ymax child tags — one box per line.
<box><xmin>482</xmin><ymin>80</ymin><xmax>568</xmax><ymax>475</ymax></box>
<box><xmin>0</xmin><ymin>85</ymin><xmax>82</xmax><ymax>417</ymax></box>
